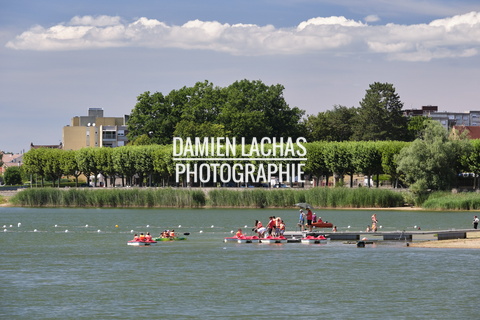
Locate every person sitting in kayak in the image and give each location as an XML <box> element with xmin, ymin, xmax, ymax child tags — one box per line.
<box><xmin>139</xmin><ymin>233</ymin><xmax>146</xmax><ymax>241</ymax></box>
<box><xmin>145</xmin><ymin>232</ymin><xmax>152</xmax><ymax>241</ymax></box>
<box><xmin>236</xmin><ymin>228</ymin><xmax>244</xmax><ymax>238</ymax></box>
<box><xmin>169</xmin><ymin>230</ymin><xmax>176</xmax><ymax>238</ymax></box>
<box><xmin>133</xmin><ymin>234</ymin><xmax>139</xmax><ymax>241</ymax></box>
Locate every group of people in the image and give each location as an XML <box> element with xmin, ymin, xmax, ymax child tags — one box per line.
<box><xmin>159</xmin><ymin>229</ymin><xmax>176</xmax><ymax>238</ymax></box>
<box><xmin>250</xmin><ymin>216</ymin><xmax>286</xmax><ymax>238</ymax></box>
<box><xmin>132</xmin><ymin>232</ymin><xmax>153</xmax><ymax>241</ymax></box>
<box><xmin>298</xmin><ymin>208</ymin><xmax>321</xmax><ymax>232</ymax></box>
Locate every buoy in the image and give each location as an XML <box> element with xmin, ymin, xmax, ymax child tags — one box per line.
<box><xmin>97</xmin><ymin>230</ymin><xmax>101</xmax><ymax>233</ymax></box>
<box><xmin>85</xmin><ymin>224</ymin><xmax>89</xmax><ymax>227</ymax></box>
<box><xmin>34</xmin><ymin>229</ymin><xmax>38</xmax><ymax>232</ymax></box>
<box><xmin>211</xmin><ymin>225</ymin><xmax>214</xmax><ymax>228</ymax></box>
<box><xmin>244</xmin><ymin>225</ymin><xmax>248</xmax><ymax>228</ymax></box>
<box><xmin>18</xmin><ymin>223</ymin><xmax>21</xmax><ymax>227</ymax></box>
<box><xmin>347</xmin><ymin>225</ymin><xmax>351</xmax><ymax>228</ymax></box>
<box><xmin>115</xmin><ymin>225</ymin><xmax>119</xmax><ymax>228</ymax></box>
<box><xmin>146</xmin><ymin>225</ymin><xmax>149</xmax><ymax>227</ymax></box>
<box><xmin>130</xmin><ymin>230</ymin><xmax>134</xmax><ymax>233</ymax></box>
<box><xmin>379</xmin><ymin>225</ymin><xmax>383</xmax><ymax>229</ymax></box>
<box><xmin>65</xmin><ymin>230</ymin><xmax>69</xmax><ymax>233</ymax></box>
<box><xmin>199</xmin><ymin>230</ymin><xmax>203</xmax><ymax>233</ymax></box>
<box><xmin>230</xmin><ymin>230</ymin><xmax>234</xmax><ymax>233</ymax></box>
<box><xmin>414</xmin><ymin>225</ymin><xmax>417</xmax><ymax>229</ymax></box>
<box><xmin>55</xmin><ymin>224</ymin><xmax>58</xmax><ymax>227</ymax></box>
<box><xmin>9</xmin><ymin>225</ymin><xmax>12</xmax><ymax>228</ymax></box>
<box><xmin>3</xmin><ymin>228</ymin><xmax>7</xmax><ymax>232</ymax></box>
<box><xmin>178</xmin><ymin>225</ymin><xmax>182</xmax><ymax>228</ymax></box>
<box><xmin>2</xmin><ymin>225</ymin><xmax>5</xmax><ymax>228</ymax></box>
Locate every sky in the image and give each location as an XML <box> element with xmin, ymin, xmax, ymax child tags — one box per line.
<box><xmin>1</xmin><ymin>0</ymin><xmax>480</xmax><ymax>153</ymax></box>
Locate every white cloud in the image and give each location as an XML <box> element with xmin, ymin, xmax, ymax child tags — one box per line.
<box><xmin>364</xmin><ymin>15</ymin><xmax>380</xmax><ymax>23</ymax></box>
<box><xmin>5</xmin><ymin>12</ymin><xmax>480</xmax><ymax>61</ymax></box>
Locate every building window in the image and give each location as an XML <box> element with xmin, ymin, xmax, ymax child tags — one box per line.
<box><xmin>102</xmin><ymin>131</ymin><xmax>116</xmax><ymax>140</ymax></box>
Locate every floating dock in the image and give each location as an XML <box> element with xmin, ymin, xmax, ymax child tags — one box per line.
<box><xmin>284</xmin><ymin>229</ymin><xmax>480</xmax><ymax>242</ymax></box>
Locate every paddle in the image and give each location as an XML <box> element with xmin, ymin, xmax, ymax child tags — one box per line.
<box><xmin>183</xmin><ymin>232</ymin><xmax>190</xmax><ymax>236</ymax></box>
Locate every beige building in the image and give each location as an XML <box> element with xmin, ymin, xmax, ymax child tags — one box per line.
<box><xmin>62</xmin><ymin>108</ymin><xmax>129</xmax><ymax>150</ymax></box>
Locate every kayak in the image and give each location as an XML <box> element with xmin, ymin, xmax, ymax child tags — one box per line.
<box><xmin>301</xmin><ymin>235</ymin><xmax>328</xmax><ymax>244</ymax></box>
<box><xmin>311</xmin><ymin>222</ymin><xmax>333</xmax><ymax>228</ymax></box>
<box><xmin>237</xmin><ymin>236</ymin><xmax>260</xmax><ymax>244</ymax></box>
<box><xmin>260</xmin><ymin>236</ymin><xmax>287</xmax><ymax>244</ymax></box>
<box><xmin>127</xmin><ymin>240</ymin><xmax>157</xmax><ymax>246</ymax></box>
<box><xmin>153</xmin><ymin>237</ymin><xmax>187</xmax><ymax>241</ymax></box>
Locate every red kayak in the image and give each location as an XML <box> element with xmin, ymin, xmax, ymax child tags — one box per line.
<box><xmin>311</xmin><ymin>221</ymin><xmax>333</xmax><ymax>228</ymax></box>
<box><xmin>301</xmin><ymin>235</ymin><xmax>328</xmax><ymax>244</ymax></box>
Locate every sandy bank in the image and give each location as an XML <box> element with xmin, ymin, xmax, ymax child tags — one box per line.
<box><xmin>409</xmin><ymin>232</ymin><xmax>480</xmax><ymax>249</ymax></box>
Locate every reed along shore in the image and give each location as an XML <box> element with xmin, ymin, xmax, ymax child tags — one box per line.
<box><xmin>10</xmin><ymin>187</ymin><xmax>405</xmax><ymax>208</ymax></box>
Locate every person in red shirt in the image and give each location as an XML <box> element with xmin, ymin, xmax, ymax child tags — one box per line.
<box><xmin>306</xmin><ymin>209</ymin><xmax>313</xmax><ymax>232</ymax></box>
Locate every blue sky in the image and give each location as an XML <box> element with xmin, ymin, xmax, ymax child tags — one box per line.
<box><xmin>1</xmin><ymin>0</ymin><xmax>480</xmax><ymax>153</ymax></box>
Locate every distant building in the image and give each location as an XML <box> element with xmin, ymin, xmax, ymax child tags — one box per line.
<box><xmin>403</xmin><ymin>105</ymin><xmax>438</xmax><ymax>117</ymax></box>
<box><xmin>30</xmin><ymin>142</ymin><xmax>62</xmax><ymax>149</ymax></box>
<box><xmin>62</xmin><ymin>108</ymin><xmax>129</xmax><ymax>150</ymax></box>
<box><xmin>1</xmin><ymin>153</ymin><xmax>23</xmax><ymax>175</ymax></box>
<box><xmin>404</xmin><ymin>105</ymin><xmax>480</xmax><ymax>130</ymax></box>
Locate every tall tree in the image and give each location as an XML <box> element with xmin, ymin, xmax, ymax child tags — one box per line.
<box><xmin>352</xmin><ymin>82</ymin><xmax>409</xmax><ymax>141</ymax></box>
<box><xmin>396</xmin><ymin>120</ymin><xmax>467</xmax><ymax>192</ymax></box>
<box><xmin>305</xmin><ymin>105</ymin><xmax>356</xmax><ymax>142</ymax></box>
<box><xmin>127</xmin><ymin>91</ymin><xmax>180</xmax><ymax>145</ymax></box>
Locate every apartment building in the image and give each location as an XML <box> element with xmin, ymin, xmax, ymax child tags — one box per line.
<box><xmin>404</xmin><ymin>106</ymin><xmax>480</xmax><ymax>130</ymax></box>
<box><xmin>62</xmin><ymin>108</ymin><xmax>129</xmax><ymax>150</ymax></box>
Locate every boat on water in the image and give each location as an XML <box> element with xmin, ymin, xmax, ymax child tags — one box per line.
<box><xmin>259</xmin><ymin>235</ymin><xmax>287</xmax><ymax>244</ymax></box>
<box><xmin>301</xmin><ymin>235</ymin><xmax>328</xmax><ymax>244</ymax></box>
<box><xmin>311</xmin><ymin>221</ymin><xmax>333</xmax><ymax>228</ymax></box>
<box><xmin>237</xmin><ymin>236</ymin><xmax>260</xmax><ymax>243</ymax></box>
<box><xmin>153</xmin><ymin>237</ymin><xmax>187</xmax><ymax>241</ymax></box>
<box><xmin>127</xmin><ymin>240</ymin><xmax>157</xmax><ymax>246</ymax></box>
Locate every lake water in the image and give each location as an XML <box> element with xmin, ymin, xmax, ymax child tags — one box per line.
<box><xmin>1</xmin><ymin>207</ymin><xmax>479</xmax><ymax>319</ymax></box>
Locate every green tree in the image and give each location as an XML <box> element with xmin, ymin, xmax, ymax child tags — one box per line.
<box><xmin>352</xmin><ymin>82</ymin><xmax>409</xmax><ymax>141</ymax></box>
<box><xmin>219</xmin><ymin>80</ymin><xmax>305</xmax><ymax>142</ymax></box>
<box><xmin>323</xmin><ymin>142</ymin><xmax>355</xmax><ymax>187</ymax></box>
<box><xmin>305</xmin><ymin>105</ymin><xmax>356</xmax><ymax>142</ymax></box>
<box><xmin>352</xmin><ymin>141</ymin><xmax>382</xmax><ymax>187</ymax></box>
<box><xmin>44</xmin><ymin>149</ymin><xmax>63</xmax><ymax>187</ymax></box>
<box><xmin>127</xmin><ymin>91</ymin><xmax>180</xmax><ymax>145</ymax></box>
<box><xmin>396</xmin><ymin>120</ymin><xmax>467</xmax><ymax>192</ymax></box>
<box><xmin>407</xmin><ymin>116</ymin><xmax>429</xmax><ymax>140</ymax></box>
<box><xmin>76</xmin><ymin>148</ymin><xmax>101</xmax><ymax>187</ymax></box>
<box><xmin>461</xmin><ymin>140</ymin><xmax>480</xmax><ymax>189</ymax></box>
<box><xmin>377</xmin><ymin>141</ymin><xmax>409</xmax><ymax>188</ymax></box>
<box><xmin>23</xmin><ymin>148</ymin><xmax>49</xmax><ymax>187</ymax></box>
<box><xmin>4</xmin><ymin>166</ymin><xmax>23</xmax><ymax>185</ymax></box>
<box><xmin>304</xmin><ymin>142</ymin><xmax>332</xmax><ymax>186</ymax></box>
<box><xmin>60</xmin><ymin>150</ymin><xmax>82</xmax><ymax>187</ymax></box>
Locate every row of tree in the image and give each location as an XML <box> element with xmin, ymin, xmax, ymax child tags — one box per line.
<box><xmin>128</xmin><ymin>80</ymin><xmax>305</xmax><ymax>145</ymax></box>
<box><xmin>20</xmin><ymin>121</ymin><xmax>480</xmax><ymax>191</ymax></box>
<box><xmin>127</xmin><ymin>81</ymin><xmax>424</xmax><ymax>145</ymax></box>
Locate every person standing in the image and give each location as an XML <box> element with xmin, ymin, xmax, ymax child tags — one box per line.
<box><xmin>298</xmin><ymin>210</ymin><xmax>306</xmax><ymax>231</ymax></box>
<box><xmin>306</xmin><ymin>209</ymin><xmax>313</xmax><ymax>232</ymax></box>
<box><xmin>473</xmin><ymin>216</ymin><xmax>479</xmax><ymax>229</ymax></box>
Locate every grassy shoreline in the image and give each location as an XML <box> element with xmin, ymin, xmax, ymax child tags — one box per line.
<box><xmin>8</xmin><ymin>187</ymin><xmax>406</xmax><ymax>209</ymax></box>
